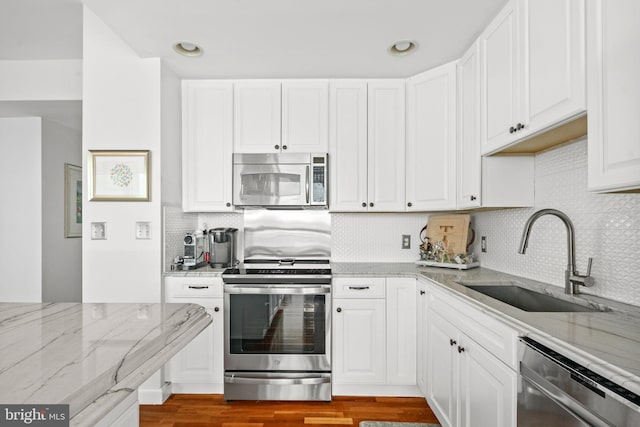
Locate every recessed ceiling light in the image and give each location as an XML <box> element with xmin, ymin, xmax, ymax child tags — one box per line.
<box><xmin>173</xmin><ymin>41</ymin><xmax>203</xmax><ymax>57</ymax></box>
<box><xmin>389</xmin><ymin>40</ymin><xmax>417</xmax><ymax>56</ymax></box>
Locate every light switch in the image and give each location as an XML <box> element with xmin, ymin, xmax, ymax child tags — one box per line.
<box><xmin>91</xmin><ymin>222</ymin><xmax>106</xmax><ymax>240</ymax></box>
<box><xmin>135</xmin><ymin>221</ymin><xmax>151</xmax><ymax>239</ymax></box>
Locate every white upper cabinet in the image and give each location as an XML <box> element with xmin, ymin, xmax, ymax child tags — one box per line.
<box><xmin>458</xmin><ymin>43</ymin><xmax>535</xmax><ymax>210</ymax></box>
<box><xmin>282</xmin><ymin>80</ymin><xmax>329</xmax><ymax>153</ymax></box>
<box><xmin>587</xmin><ymin>0</ymin><xmax>640</xmax><ymax>192</ymax></box>
<box><xmin>329</xmin><ymin>81</ymin><xmax>369</xmax><ymax>211</ymax></box>
<box><xmin>481</xmin><ymin>0</ymin><xmax>586</xmax><ymax>155</ymax></box>
<box><xmin>330</xmin><ymin>80</ymin><xmax>405</xmax><ymax>212</ymax></box>
<box><xmin>367</xmin><ymin>80</ymin><xmax>406</xmax><ymax>212</ymax></box>
<box><xmin>182</xmin><ymin>80</ymin><xmax>234</xmax><ymax>212</ymax></box>
<box><xmin>457</xmin><ymin>43</ymin><xmax>482</xmax><ymax>209</ymax></box>
<box><xmin>406</xmin><ymin>62</ymin><xmax>457</xmax><ymax>211</ymax></box>
<box><xmin>233</xmin><ymin>81</ymin><xmax>281</xmax><ymax>153</ymax></box>
<box><xmin>524</xmin><ymin>0</ymin><xmax>586</xmax><ymax>134</ymax></box>
<box><xmin>234</xmin><ymin>80</ymin><xmax>328</xmax><ymax>153</ymax></box>
<box><xmin>480</xmin><ymin>0</ymin><xmax>520</xmax><ymax>154</ymax></box>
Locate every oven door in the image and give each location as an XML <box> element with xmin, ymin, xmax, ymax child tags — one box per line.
<box><xmin>224</xmin><ymin>284</ymin><xmax>331</xmax><ymax>372</ymax></box>
<box><xmin>233</xmin><ymin>163</ymin><xmax>310</xmax><ymax>207</ymax></box>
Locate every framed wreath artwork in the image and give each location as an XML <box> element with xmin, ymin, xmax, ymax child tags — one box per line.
<box><xmin>64</xmin><ymin>163</ymin><xmax>82</xmax><ymax>237</ymax></box>
<box><xmin>88</xmin><ymin>150</ymin><xmax>150</xmax><ymax>201</ymax></box>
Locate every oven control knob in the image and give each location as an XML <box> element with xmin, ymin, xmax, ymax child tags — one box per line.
<box><xmin>336</xmin><ymin>308</ymin><xmax>342</xmax><ymax>313</ymax></box>
<box><xmin>274</xmin><ymin>359</ymin><xmax>280</xmax><ymax>366</ymax></box>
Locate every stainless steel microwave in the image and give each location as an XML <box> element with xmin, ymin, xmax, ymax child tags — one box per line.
<box><xmin>233</xmin><ymin>153</ymin><xmax>328</xmax><ymax>208</ymax></box>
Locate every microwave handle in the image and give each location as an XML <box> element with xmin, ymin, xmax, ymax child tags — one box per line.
<box><xmin>305</xmin><ymin>165</ymin><xmax>310</xmax><ymax>204</ymax></box>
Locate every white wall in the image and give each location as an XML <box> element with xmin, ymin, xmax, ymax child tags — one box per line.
<box><xmin>161</xmin><ymin>63</ymin><xmax>182</xmax><ymax>206</ymax></box>
<box><xmin>82</xmin><ymin>6</ymin><xmax>163</xmax><ymax>303</ymax></box>
<box><xmin>471</xmin><ymin>139</ymin><xmax>640</xmax><ymax>306</ymax></box>
<box><xmin>0</xmin><ymin>118</ymin><xmax>42</xmax><ymax>302</ymax></box>
<box><xmin>0</xmin><ymin>60</ymin><xmax>82</xmax><ymax>101</ymax></box>
<box><xmin>41</xmin><ymin>119</ymin><xmax>82</xmax><ymax>302</ymax></box>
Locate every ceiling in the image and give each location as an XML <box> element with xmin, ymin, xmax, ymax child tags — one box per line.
<box><xmin>0</xmin><ymin>0</ymin><xmax>507</xmax><ymax>128</ymax></box>
<box><xmin>82</xmin><ymin>0</ymin><xmax>507</xmax><ymax>79</ymax></box>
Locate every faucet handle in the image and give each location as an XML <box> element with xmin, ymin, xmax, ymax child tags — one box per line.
<box><xmin>572</xmin><ymin>257</ymin><xmax>595</xmax><ymax>288</ymax></box>
<box><xmin>586</xmin><ymin>257</ymin><xmax>593</xmax><ymax>276</ymax></box>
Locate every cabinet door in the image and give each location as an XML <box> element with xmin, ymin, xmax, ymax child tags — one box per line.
<box><xmin>416</xmin><ymin>281</ymin><xmax>429</xmax><ymax>396</ymax></box>
<box><xmin>386</xmin><ymin>278</ymin><xmax>417</xmax><ymax>385</ymax></box>
<box><xmin>333</xmin><ymin>298</ymin><xmax>386</xmax><ymax>384</ymax></box>
<box><xmin>458</xmin><ymin>337</ymin><xmax>517</xmax><ymax>427</ymax></box>
<box><xmin>406</xmin><ymin>63</ymin><xmax>457</xmax><ymax>211</ymax></box>
<box><xmin>167</xmin><ymin>303</ymin><xmax>221</xmax><ymax>384</ymax></box>
<box><xmin>329</xmin><ymin>81</ymin><xmax>369</xmax><ymax>211</ymax></box>
<box><xmin>480</xmin><ymin>0</ymin><xmax>520</xmax><ymax>154</ymax></box>
<box><xmin>282</xmin><ymin>80</ymin><xmax>328</xmax><ymax>153</ymax></box>
<box><xmin>587</xmin><ymin>0</ymin><xmax>640</xmax><ymax>192</ymax></box>
<box><xmin>368</xmin><ymin>80</ymin><xmax>406</xmax><ymax>211</ymax></box>
<box><xmin>234</xmin><ymin>81</ymin><xmax>281</xmax><ymax>153</ymax></box>
<box><xmin>524</xmin><ymin>0</ymin><xmax>586</xmax><ymax>134</ymax></box>
<box><xmin>427</xmin><ymin>310</ymin><xmax>458</xmax><ymax>427</ymax></box>
<box><xmin>182</xmin><ymin>81</ymin><xmax>233</xmax><ymax>211</ymax></box>
<box><xmin>457</xmin><ymin>43</ymin><xmax>482</xmax><ymax>209</ymax></box>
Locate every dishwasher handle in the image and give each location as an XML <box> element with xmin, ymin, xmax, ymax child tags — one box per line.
<box><xmin>520</xmin><ymin>363</ymin><xmax>613</xmax><ymax>427</ymax></box>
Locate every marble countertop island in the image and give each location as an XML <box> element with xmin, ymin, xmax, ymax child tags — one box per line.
<box><xmin>0</xmin><ymin>302</ymin><xmax>211</xmax><ymax>426</ymax></box>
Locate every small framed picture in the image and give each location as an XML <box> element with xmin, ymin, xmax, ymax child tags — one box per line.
<box><xmin>88</xmin><ymin>150</ymin><xmax>150</xmax><ymax>201</ymax></box>
<box><xmin>64</xmin><ymin>163</ymin><xmax>82</xmax><ymax>238</ymax></box>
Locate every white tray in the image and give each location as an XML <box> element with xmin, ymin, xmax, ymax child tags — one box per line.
<box><xmin>415</xmin><ymin>260</ymin><xmax>480</xmax><ymax>270</ymax></box>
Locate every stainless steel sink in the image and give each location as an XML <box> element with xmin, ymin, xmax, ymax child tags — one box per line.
<box><xmin>461</xmin><ymin>284</ymin><xmax>604</xmax><ymax>312</ymax></box>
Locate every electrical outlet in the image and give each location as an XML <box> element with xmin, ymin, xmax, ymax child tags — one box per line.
<box><xmin>91</xmin><ymin>222</ymin><xmax>106</xmax><ymax>240</ymax></box>
<box><xmin>135</xmin><ymin>221</ymin><xmax>151</xmax><ymax>239</ymax></box>
<box><xmin>402</xmin><ymin>234</ymin><xmax>411</xmax><ymax>249</ymax></box>
<box><xmin>481</xmin><ymin>236</ymin><xmax>487</xmax><ymax>253</ymax></box>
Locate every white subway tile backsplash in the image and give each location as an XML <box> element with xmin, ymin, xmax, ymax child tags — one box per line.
<box><xmin>471</xmin><ymin>138</ymin><xmax>640</xmax><ymax>306</ymax></box>
<box><xmin>331</xmin><ymin>212</ymin><xmax>429</xmax><ymax>262</ymax></box>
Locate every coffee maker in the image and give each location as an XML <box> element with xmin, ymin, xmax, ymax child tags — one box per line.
<box><xmin>182</xmin><ymin>231</ymin><xmax>206</xmax><ymax>269</ymax></box>
<box><xmin>208</xmin><ymin>227</ymin><xmax>238</xmax><ymax>268</ymax></box>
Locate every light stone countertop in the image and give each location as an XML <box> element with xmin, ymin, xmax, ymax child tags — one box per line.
<box><xmin>332</xmin><ymin>262</ymin><xmax>640</xmax><ymax>396</ymax></box>
<box><xmin>164</xmin><ymin>261</ymin><xmax>640</xmax><ymax>396</ymax></box>
<box><xmin>0</xmin><ymin>302</ymin><xmax>211</xmax><ymax>426</ymax></box>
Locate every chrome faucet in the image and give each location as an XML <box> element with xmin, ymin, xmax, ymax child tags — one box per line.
<box><xmin>518</xmin><ymin>209</ymin><xmax>594</xmax><ymax>295</ymax></box>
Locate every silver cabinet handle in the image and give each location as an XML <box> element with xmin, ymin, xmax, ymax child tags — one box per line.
<box><xmin>305</xmin><ymin>165</ymin><xmax>310</xmax><ymax>204</ymax></box>
<box><xmin>348</xmin><ymin>286</ymin><xmax>370</xmax><ymax>290</ymax></box>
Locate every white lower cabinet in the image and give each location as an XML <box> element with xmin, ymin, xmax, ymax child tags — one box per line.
<box><xmin>416</xmin><ymin>280</ymin><xmax>429</xmax><ymax>396</ymax></box>
<box><xmin>333</xmin><ymin>298</ymin><xmax>386</xmax><ymax>385</ymax></box>
<box><xmin>164</xmin><ymin>277</ymin><xmax>224</xmax><ymax>393</ymax></box>
<box><xmin>332</xmin><ymin>277</ymin><xmax>418</xmax><ymax>396</ymax></box>
<box><xmin>426</xmin><ymin>284</ymin><xmax>517</xmax><ymax>427</ymax></box>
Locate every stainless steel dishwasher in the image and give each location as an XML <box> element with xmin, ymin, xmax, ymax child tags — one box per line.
<box><xmin>518</xmin><ymin>337</ymin><xmax>640</xmax><ymax>426</ymax></box>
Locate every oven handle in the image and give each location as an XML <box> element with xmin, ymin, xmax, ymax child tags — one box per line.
<box><xmin>520</xmin><ymin>363</ymin><xmax>612</xmax><ymax>427</ymax></box>
<box><xmin>224</xmin><ymin>285</ymin><xmax>331</xmax><ymax>295</ymax></box>
<box><xmin>224</xmin><ymin>373</ymin><xmax>330</xmax><ymax>386</ymax></box>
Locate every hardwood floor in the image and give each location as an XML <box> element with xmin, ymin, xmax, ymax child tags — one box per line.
<box><xmin>140</xmin><ymin>395</ymin><xmax>439</xmax><ymax>427</ymax></box>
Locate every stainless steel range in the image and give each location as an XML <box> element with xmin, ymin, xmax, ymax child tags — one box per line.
<box><xmin>222</xmin><ymin>210</ymin><xmax>332</xmax><ymax>401</ymax></box>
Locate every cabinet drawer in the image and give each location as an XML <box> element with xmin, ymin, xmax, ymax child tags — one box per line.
<box><xmin>165</xmin><ymin>277</ymin><xmax>223</xmax><ymax>298</ymax></box>
<box><xmin>428</xmin><ymin>283</ymin><xmax>518</xmax><ymax>370</ymax></box>
<box><xmin>332</xmin><ymin>277</ymin><xmax>386</xmax><ymax>298</ymax></box>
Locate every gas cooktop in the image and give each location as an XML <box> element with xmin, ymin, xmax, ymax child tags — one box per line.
<box><xmin>222</xmin><ymin>259</ymin><xmax>332</xmax><ymax>284</ymax></box>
